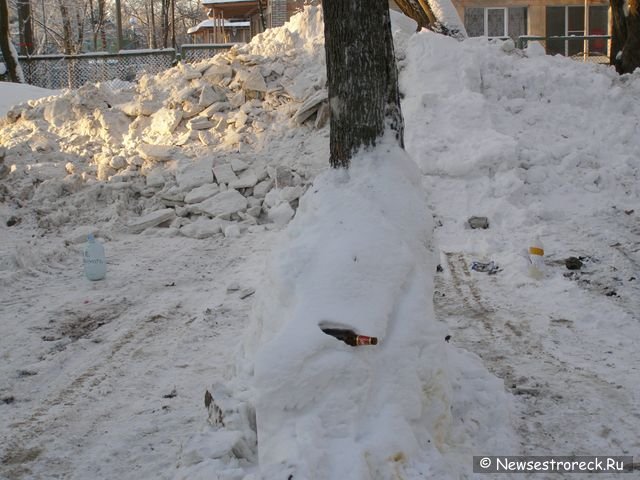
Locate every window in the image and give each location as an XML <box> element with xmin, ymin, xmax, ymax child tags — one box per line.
<box><xmin>465</xmin><ymin>7</ymin><xmax>528</xmax><ymax>40</ymax></box>
<box><xmin>487</xmin><ymin>8</ymin><xmax>506</xmax><ymax>37</ymax></box>
<box><xmin>545</xmin><ymin>6</ymin><xmax>609</xmax><ymax>56</ymax></box>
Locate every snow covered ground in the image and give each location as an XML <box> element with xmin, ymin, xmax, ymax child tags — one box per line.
<box><xmin>0</xmin><ymin>83</ymin><xmax>59</xmax><ymax>117</ymax></box>
<box><xmin>1</xmin><ymin>6</ymin><xmax>639</xmax><ymax>479</ymax></box>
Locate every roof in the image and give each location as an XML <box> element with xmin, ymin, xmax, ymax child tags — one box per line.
<box><xmin>187</xmin><ymin>19</ymin><xmax>251</xmax><ymax>34</ymax></box>
<box><xmin>201</xmin><ymin>0</ymin><xmax>259</xmax><ymax>17</ymax></box>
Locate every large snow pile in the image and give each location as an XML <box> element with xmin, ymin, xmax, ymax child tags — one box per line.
<box><xmin>0</xmin><ymin>7</ymin><xmax>328</xmax><ymax>249</ymax></box>
<box><xmin>402</xmin><ymin>33</ymin><xmax>640</xmax><ymax>291</ymax></box>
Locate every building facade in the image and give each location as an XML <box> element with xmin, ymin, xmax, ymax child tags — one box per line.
<box><xmin>189</xmin><ymin>0</ymin><xmax>610</xmax><ymax>58</ymax></box>
<box><xmin>455</xmin><ymin>0</ymin><xmax>609</xmax><ymax>57</ymax></box>
<box><xmin>187</xmin><ymin>0</ymin><xmax>318</xmax><ymax>43</ymax></box>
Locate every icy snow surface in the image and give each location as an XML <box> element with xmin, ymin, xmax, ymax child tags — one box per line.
<box><xmin>1</xmin><ymin>6</ymin><xmax>639</xmax><ymax>480</ymax></box>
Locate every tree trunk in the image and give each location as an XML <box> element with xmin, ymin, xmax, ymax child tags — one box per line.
<box><xmin>17</xmin><ymin>0</ymin><xmax>35</xmax><ymax>54</ymax></box>
<box><xmin>257</xmin><ymin>0</ymin><xmax>266</xmax><ymax>31</ymax></box>
<box><xmin>0</xmin><ymin>0</ymin><xmax>25</xmax><ymax>82</ymax></box>
<box><xmin>323</xmin><ymin>0</ymin><xmax>404</xmax><ymax>169</ymax></box>
<box><xmin>150</xmin><ymin>0</ymin><xmax>157</xmax><ymax>49</ymax></box>
<box><xmin>90</xmin><ymin>0</ymin><xmax>107</xmax><ymax>50</ymax></box>
<box><xmin>58</xmin><ymin>0</ymin><xmax>74</xmax><ymax>54</ymax></box>
<box><xmin>89</xmin><ymin>0</ymin><xmax>98</xmax><ymax>50</ymax></box>
<box><xmin>99</xmin><ymin>0</ymin><xmax>107</xmax><ymax>50</ymax></box>
<box><xmin>610</xmin><ymin>0</ymin><xmax>627</xmax><ymax>70</ymax></box>
<box><xmin>162</xmin><ymin>0</ymin><xmax>170</xmax><ymax>48</ymax></box>
<box><xmin>75</xmin><ymin>7</ymin><xmax>85</xmax><ymax>52</ymax></box>
<box><xmin>622</xmin><ymin>0</ymin><xmax>640</xmax><ymax>73</ymax></box>
<box><xmin>171</xmin><ymin>0</ymin><xmax>176</xmax><ymax>48</ymax></box>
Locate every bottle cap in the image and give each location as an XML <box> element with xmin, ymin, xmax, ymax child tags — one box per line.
<box><xmin>529</xmin><ymin>246</ymin><xmax>544</xmax><ymax>256</ymax></box>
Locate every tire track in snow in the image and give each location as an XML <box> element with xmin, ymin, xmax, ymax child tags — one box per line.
<box><xmin>0</xmin><ymin>306</ymin><xmax>179</xmax><ymax>480</ymax></box>
<box><xmin>1</xmin><ymin>233</ymin><xmax>272</xmax><ymax>479</ymax></box>
<box><xmin>436</xmin><ymin>252</ymin><xmax>640</xmax><ymax>469</ymax></box>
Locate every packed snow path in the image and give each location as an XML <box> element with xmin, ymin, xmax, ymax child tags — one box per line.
<box><xmin>435</xmin><ymin>250</ymin><xmax>640</xmax><ymax>459</ymax></box>
<box><xmin>0</xmin><ymin>233</ymin><xmax>276</xmax><ymax>479</ymax></box>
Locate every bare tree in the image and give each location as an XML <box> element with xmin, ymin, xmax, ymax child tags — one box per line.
<box><xmin>1</xmin><ymin>0</ymin><xmax>25</xmax><ymax>81</ymax></box>
<box><xmin>161</xmin><ymin>0</ymin><xmax>169</xmax><ymax>47</ymax></box>
<box><xmin>57</xmin><ymin>0</ymin><xmax>74</xmax><ymax>52</ymax></box>
<box><xmin>612</xmin><ymin>0</ymin><xmax>640</xmax><ymax>73</ymax></box>
<box><xmin>88</xmin><ymin>0</ymin><xmax>106</xmax><ymax>50</ymax></box>
<box><xmin>4</xmin><ymin>0</ymin><xmax>198</xmax><ymax>55</ymax></box>
<box><xmin>17</xmin><ymin>0</ymin><xmax>34</xmax><ymax>54</ymax></box>
<box><xmin>323</xmin><ymin>0</ymin><xmax>404</xmax><ymax>168</ymax></box>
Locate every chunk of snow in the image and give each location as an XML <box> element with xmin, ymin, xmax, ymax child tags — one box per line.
<box><xmin>138</xmin><ymin>144</ymin><xmax>177</xmax><ymax>162</ymax></box>
<box><xmin>189</xmin><ymin>189</ymin><xmax>247</xmax><ymax>218</ymax></box>
<box><xmin>126</xmin><ymin>208</ymin><xmax>176</xmax><ymax>233</ymax></box>
<box><xmin>229</xmin><ymin>170</ymin><xmax>258</xmax><ymax>189</ymax></box>
<box><xmin>176</xmin><ymin>158</ymin><xmax>214</xmax><ymax>191</ymax></box>
<box><xmin>149</xmin><ymin>107</ymin><xmax>183</xmax><ymax>136</ymax></box>
<box><xmin>213</xmin><ymin>164</ymin><xmax>238</xmax><ymax>184</ymax></box>
<box><xmin>185</xmin><ymin>183</ymin><xmax>221</xmax><ymax>204</ymax></box>
<box><xmin>266</xmin><ymin>202</ymin><xmax>294</xmax><ymax>226</ymax></box>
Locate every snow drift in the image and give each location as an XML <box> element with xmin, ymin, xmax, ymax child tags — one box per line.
<box><xmin>245</xmin><ymin>143</ymin><xmax>453</xmax><ymax>478</ymax></box>
<box><xmin>0</xmin><ymin>7</ymin><xmax>330</xmax><ymax>254</ymax></box>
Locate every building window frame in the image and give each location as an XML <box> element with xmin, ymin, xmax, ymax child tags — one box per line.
<box><xmin>465</xmin><ymin>6</ymin><xmax>528</xmax><ymax>40</ymax></box>
<box><xmin>484</xmin><ymin>7</ymin><xmax>508</xmax><ymax>39</ymax></box>
<box><xmin>546</xmin><ymin>5</ymin><xmax>609</xmax><ymax>56</ymax></box>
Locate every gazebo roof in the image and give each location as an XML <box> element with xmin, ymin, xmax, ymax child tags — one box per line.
<box><xmin>201</xmin><ymin>0</ymin><xmax>259</xmax><ymax>18</ymax></box>
<box><xmin>187</xmin><ymin>18</ymin><xmax>251</xmax><ymax>34</ymax></box>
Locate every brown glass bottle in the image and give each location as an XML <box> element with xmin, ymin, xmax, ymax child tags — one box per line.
<box><xmin>321</xmin><ymin>328</ymin><xmax>378</xmax><ymax>346</ymax></box>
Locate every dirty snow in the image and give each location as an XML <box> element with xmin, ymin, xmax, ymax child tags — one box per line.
<box><xmin>1</xmin><ymin>5</ymin><xmax>639</xmax><ymax>480</ymax></box>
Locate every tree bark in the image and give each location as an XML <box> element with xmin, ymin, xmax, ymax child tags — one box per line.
<box><xmin>58</xmin><ymin>0</ymin><xmax>74</xmax><ymax>54</ymax></box>
<box><xmin>257</xmin><ymin>0</ymin><xmax>266</xmax><ymax>31</ymax></box>
<box><xmin>89</xmin><ymin>0</ymin><xmax>106</xmax><ymax>51</ymax></box>
<box><xmin>99</xmin><ymin>0</ymin><xmax>106</xmax><ymax>50</ymax></box>
<box><xmin>75</xmin><ymin>7</ymin><xmax>85</xmax><ymax>52</ymax></box>
<box><xmin>622</xmin><ymin>0</ymin><xmax>640</xmax><ymax>73</ymax></box>
<box><xmin>150</xmin><ymin>0</ymin><xmax>157</xmax><ymax>49</ymax></box>
<box><xmin>323</xmin><ymin>0</ymin><xmax>404</xmax><ymax>169</ymax></box>
<box><xmin>1</xmin><ymin>0</ymin><xmax>25</xmax><ymax>82</ymax></box>
<box><xmin>171</xmin><ymin>0</ymin><xmax>176</xmax><ymax>48</ymax></box>
<box><xmin>17</xmin><ymin>0</ymin><xmax>35</xmax><ymax>54</ymax></box>
<box><xmin>89</xmin><ymin>0</ymin><xmax>97</xmax><ymax>50</ymax></box>
<box><xmin>162</xmin><ymin>0</ymin><xmax>170</xmax><ymax>48</ymax></box>
<box><xmin>610</xmin><ymin>0</ymin><xmax>627</xmax><ymax>70</ymax></box>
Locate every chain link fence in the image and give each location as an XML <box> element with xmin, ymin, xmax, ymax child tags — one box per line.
<box><xmin>180</xmin><ymin>44</ymin><xmax>236</xmax><ymax>64</ymax></box>
<box><xmin>11</xmin><ymin>45</ymin><xmax>237</xmax><ymax>90</ymax></box>
<box><xmin>16</xmin><ymin>49</ymin><xmax>176</xmax><ymax>90</ymax></box>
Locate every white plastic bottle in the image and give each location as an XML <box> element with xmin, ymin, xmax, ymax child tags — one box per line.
<box><xmin>84</xmin><ymin>234</ymin><xmax>106</xmax><ymax>281</ymax></box>
<box><xmin>528</xmin><ymin>237</ymin><xmax>545</xmax><ymax>280</ymax></box>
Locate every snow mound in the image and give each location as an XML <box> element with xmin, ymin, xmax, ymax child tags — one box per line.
<box><xmin>402</xmin><ymin>32</ymin><xmax>640</xmax><ymax>185</ymax></box>
<box><xmin>0</xmin><ymin>7</ymin><xmax>330</xmax><ymax>251</ymax></box>
<box><xmin>234</xmin><ymin>141</ymin><xmax>516</xmax><ymax>479</ymax></box>
<box><xmin>401</xmin><ymin>31</ymin><xmax>640</xmax><ymax>280</ymax></box>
